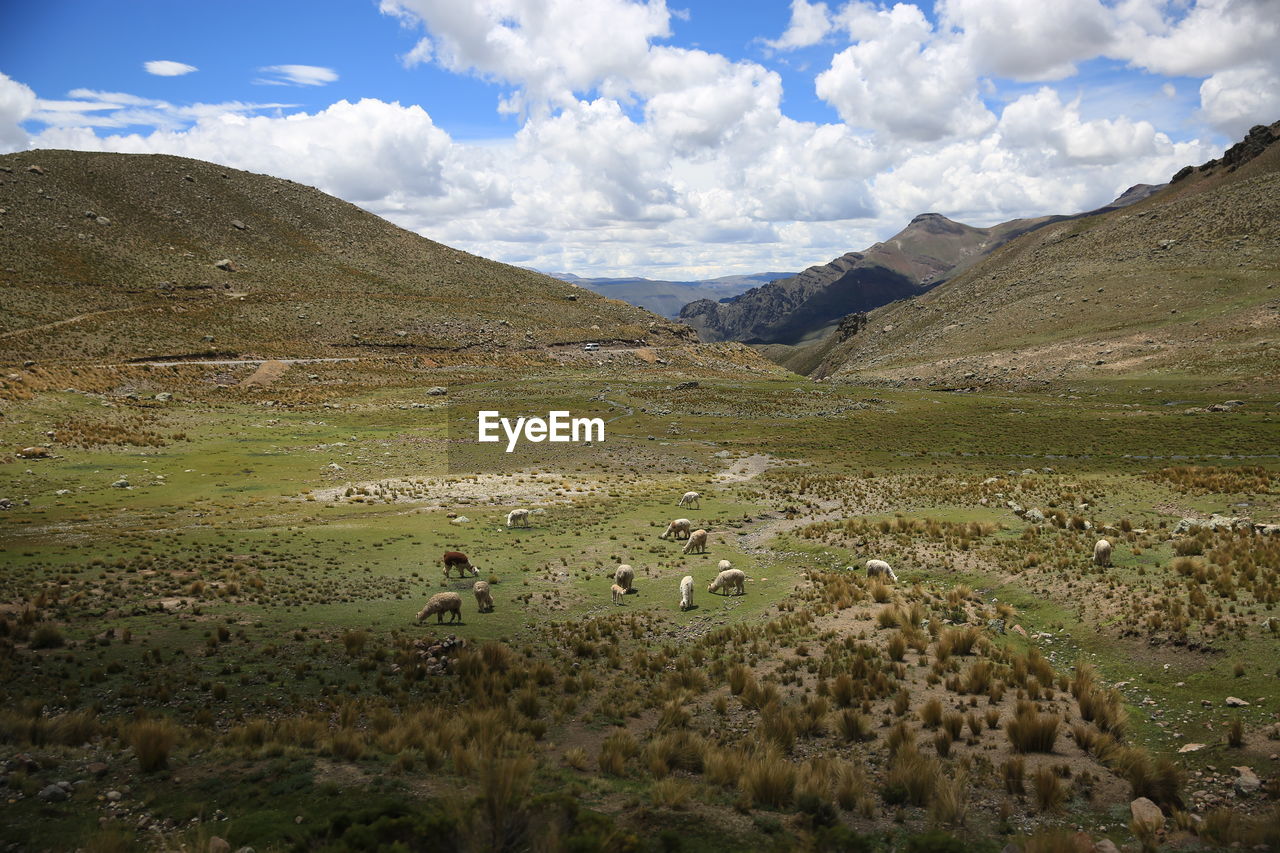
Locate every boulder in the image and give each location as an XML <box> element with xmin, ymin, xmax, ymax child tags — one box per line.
<box><xmin>425</xmin><ymin>387</ymin><xmax>447</xmax><ymax>396</ymax></box>
<box><xmin>1025</xmin><ymin>508</ymin><xmax>1046</xmax><ymax>523</ymax></box>
<box><xmin>1225</xmin><ymin>696</ymin><xmax>1250</xmax><ymax>707</ymax></box>
<box><xmin>1232</xmin><ymin>766</ymin><xmax>1261</xmax><ymax>796</ymax></box>
<box><xmin>207</xmin><ymin>838</ymin><xmax>232</xmax><ymax>853</ymax></box>
<box><xmin>1129</xmin><ymin>796</ymin><xmax>1164</xmax><ymax>832</ymax></box>
<box><xmin>38</xmin><ymin>783</ymin><xmax>69</xmax><ymax>802</ymax></box>
<box><xmin>214</xmin><ymin>258</ymin><xmax>238</xmax><ymax>272</ymax></box>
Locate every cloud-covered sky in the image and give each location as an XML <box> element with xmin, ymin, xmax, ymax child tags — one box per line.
<box><xmin>1</xmin><ymin>0</ymin><xmax>1276</xmax><ymax>278</ymax></box>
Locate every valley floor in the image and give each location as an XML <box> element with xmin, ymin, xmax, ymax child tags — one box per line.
<box><xmin>0</xmin><ymin>355</ymin><xmax>1278</xmax><ymax>851</ymax></box>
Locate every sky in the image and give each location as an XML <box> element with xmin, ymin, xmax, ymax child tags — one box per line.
<box><xmin>1</xmin><ymin>0</ymin><xmax>1277</xmax><ymax>279</ymax></box>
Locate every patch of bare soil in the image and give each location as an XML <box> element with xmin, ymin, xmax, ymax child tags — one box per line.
<box><xmin>240</xmin><ymin>359</ymin><xmax>290</xmax><ymax>387</ymax></box>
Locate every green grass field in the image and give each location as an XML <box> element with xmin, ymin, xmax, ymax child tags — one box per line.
<box><xmin>2</xmin><ymin>361</ymin><xmax>1278</xmax><ymax>851</ymax></box>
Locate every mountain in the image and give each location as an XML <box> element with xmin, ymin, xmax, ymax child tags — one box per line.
<box><xmin>550</xmin><ymin>271</ymin><xmax>793</xmax><ymax>319</ymax></box>
<box><xmin>812</xmin><ymin>121</ymin><xmax>1280</xmax><ymax>388</ymax></box>
<box><xmin>0</xmin><ymin>150</ymin><xmax>695</xmax><ymax>363</ymax></box>
<box><xmin>677</xmin><ymin>212</ymin><xmax>1055</xmax><ymax>346</ymax></box>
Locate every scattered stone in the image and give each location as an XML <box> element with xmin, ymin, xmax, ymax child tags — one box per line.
<box><xmin>26</xmin><ymin>165</ymin><xmax>45</xmax><ymax>175</ymax></box>
<box><xmin>1011</xmin><ymin>624</ymin><xmax>1027</xmax><ymax>637</ymax></box>
<box><xmin>987</xmin><ymin>618</ymin><xmax>1006</xmax><ymax>635</ymax></box>
<box><xmin>1130</xmin><ymin>796</ymin><xmax>1164</xmax><ymax>832</ymax></box>
<box><xmin>37</xmin><ymin>783</ymin><xmax>68</xmax><ymax>802</ymax></box>
<box><xmin>1179</xmin><ymin>743</ymin><xmax>1205</xmax><ymax>753</ymax></box>
<box><xmin>154</xmin><ymin>392</ymin><xmax>172</xmax><ymax>402</ymax></box>
<box><xmin>95</xmin><ymin>216</ymin><xmax>110</xmax><ymax>226</ymax></box>
<box><xmin>1093</xmin><ymin>841</ymin><xmax>1120</xmax><ymax>853</ymax></box>
<box><xmin>111</xmin><ymin>479</ymin><xmax>130</xmax><ymax>489</ymax></box>
<box><xmin>230</xmin><ymin>220</ymin><xmax>247</xmax><ymax>230</ymax></box>
<box><xmin>1225</xmin><ymin>696</ymin><xmax>1250</xmax><ymax>707</ymax></box>
<box><xmin>451</xmin><ymin>516</ymin><xmax>470</xmax><ymax>524</ymax></box>
<box><xmin>425</xmin><ymin>387</ymin><xmax>447</xmax><ymax>396</ymax></box>
<box><xmin>16</xmin><ymin>446</ymin><xmax>51</xmax><ymax>459</ymax></box>
<box><xmin>1233</xmin><ymin>766</ymin><xmax>1260</xmax><ymax>796</ymax></box>
<box><xmin>207</xmin><ymin>837</ymin><xmax>231</xmax><ymax>853</ymax></box>
<box><xmin>214</xmin><ymin>258</ymin><xmax>238</xmax><ymax>272</ymax></box>
<box><xmin>1025</xmin><ymin>508</ymin><xmax>1046</xmax><ymax>523</ymax></box>
<box><xmin>106</xmin><ymin>790</ymin><xmax>122</xmax><ymax>802</ymax></box>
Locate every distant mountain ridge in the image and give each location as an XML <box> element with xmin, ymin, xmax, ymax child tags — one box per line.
<box><xmin>549</xmin><ymin>271</ymin><xmax>794</xmax><ymax>319</ymax></box>
<box><xmin>811</xmin><ymin>121</ymin><xmax>1280</xmax><ymax>388</ymax></box>
<box><xmin>677</xmin><ymin>211</ymin><xmax>1062</xmax><ymax>345</ymax></box>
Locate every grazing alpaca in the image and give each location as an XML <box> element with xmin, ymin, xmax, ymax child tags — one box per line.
<box><xmin>679</xmin><ymin>575</ymin><xmax>694</xmax><ymax>611</ymax></box>
<box><xmin>717</xmin><ymin>559</ymin><xmax>732</xmax><ymax>571</ymax></box>
<box><xmin>442</xmin><ymin>551</ymin><xmax>479</xmax><ymax>580</ymax></box>
<box><xmin>677</xmin><ymin>491</ymin><xmax>701</xmax><ymax>509</ymax></box>
<box><xmin>473</xmin><ymin>580</ymin><xmax>494</xmax><ymax>613</ymax></box>
<box><xmin>708</xmin><ymin>568</ymin><xmax>745</xmax><ymax>596</ymax></box>
<box><xmin>611</xmin><ymin>583</ymin><xmax>627</xmax><ymax>605</ymax></box>
<box><xmin>683</xmin><ymin>529</ymin><xmax>708</xmax><ymax>554</ymax></box>
<box><xmin>506</xmin><ymin>508</ymin><xmax>531</xmax><ymax>528</ymax></box>
<box><xmin>660</xmin><ymin>518</ymin><xmax>692</xmax><ymax>540</ymax></box>
<box><xmin>866</xmin><ymin>559</ymin><xmax>898</xmax><ymax>582</ymax></box>
<box><xmin>418</xmin><ymin>592</ymin><xmax>463</xmax><ymax>623</ymax></box>
<box><xmin>614</xmin><ymin>564</ymin><xmax>635</xmax><ymax>592</ymax></box>
<box><xmin>1093</xmin><ymin>539</ymin><xmax>1112</xmax><ymax>567</ymax></box>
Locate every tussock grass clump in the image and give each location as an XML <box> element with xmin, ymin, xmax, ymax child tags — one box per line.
<box><xmin>930</xmin><ymin>772</ymin><xmax>968</xmax><ymax>827</ymax></box>
<box><xmin>598</xmin><ymin>728</ymin><xmax>638</xmax><ymax>776</ymax></box>
<box><xmin>645</xmin><ymin>729</ymin><xmax>705</xmax><ymax>777</ymax></box>
<box><xmin>1113</xmin><ymin>747</ymin><xmax>1184</xmax><ymax>809</ymax></box>
<box><xmin>1003</xmin><ymin>757</ymin><xmax>1025</xmax><ymax>795</ymax></box>
<box><xmin>740</xmin><ymin>750</ymin><xmax>796</xmax><ymax>809</ymax></box>
<box><xmin>938</xmin><ymin>626</ymin><xmax>979</xmax><ymax>657</ymax></box>
<box><xmin>128</xmin><ymin>718</ymin><xmax>179</xmax><ymax>772</ymax></box>
<box><xmin>919</xmin><ymin>698</ymin><xmax>943</xmax><ymax>728</ymax></box>
<box><xmin>1032</xmin><ymin>766</ymin><xmax>1067</xmax><ymax>812</ymax></box>
<box><xmin>836</xmin><ymin>709</ymin><xmax>874</xmax><ymax>742</ymax></box>
<box><xmin>1006</xmin><ymin>702</ymin><xmax>1060</xmax><ymax>753</ymax></box>
<box><xmin>883</xmin><ymin>747</ymin><xmax>938</xmax><ymax>806</ymax></box>
<box><xmin>651</xmin><ymin>777</ymin><xmax>694</xmax><ymax>809</ymax></box>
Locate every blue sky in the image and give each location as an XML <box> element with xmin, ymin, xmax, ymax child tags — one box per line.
<box><xmin>1</xmin><ymin>1</ymin><xmax>1277</xmax><ymax>278</ymax></box>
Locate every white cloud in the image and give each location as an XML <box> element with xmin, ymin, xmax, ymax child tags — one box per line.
<box><xmin>0</xmin><ymin>73</ymin><xmax>36</xmax><ymax>152</ymax></box>
<box><xmin>939</xmin><ymin>0</ymin><xmax>1115</xmax><ymax>81</ymax></box>
<box><xmin>766</xmin><ymin>0</ymin><xmax>834</xmax><ymax>50</ymax></box>
<box><xmin>255</xmin><ymin>65</ymin><xmax>339</xmax><ymax>87</ymax></box>
<box><xmin>815</xmin><ymin>2</ymin><xmax>994</xmax><ymax>141</ymax></box>
<box><xmin>144</xmin><ymin>60</ymin><xmax>197</xmax><ymax>77</ymax></box>
<box><xmin>379</xmin><ymin>0</ymin><xmax>672</xmax><ymax>113</ymax></box>
<box><xmin>1199</xmin><ymin>65</ymin><xmax>1280</xmax><ymax>139</ymax></box>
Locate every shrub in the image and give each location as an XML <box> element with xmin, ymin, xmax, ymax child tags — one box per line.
<box><xmin>30</xmin><ymin>623</ymin><xmax>64</xmax><ymax>650</ymax></box>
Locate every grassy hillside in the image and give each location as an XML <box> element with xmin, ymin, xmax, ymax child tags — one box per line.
<box><xmin>0</xmin><ymin>150</ymin><xmax>695</xmax><ymax>363</ymax></box>
<box><xmin>815</xmin><ymin>122</ymin><xmax>1280</xmax><ymax>390</ymax></box>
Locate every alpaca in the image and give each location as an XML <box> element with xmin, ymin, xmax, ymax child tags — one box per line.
<box><xmin>442</xmin><ymin>551</ymin><xmax>480</xmax><ymax>580</ymax></box>
<box><xmin>506</xmin><ymin>508</ymin><xmax>531</xmax><ymax>528</ymax></box>
<box><xmin>707</xmin><ymin>569</ymin><xmax>745</xmax><ymax>596</ymax></box>
<box><xmin>614</xmin><ymin>564</ymin><xmax>635</xmax><ymax>592</ymax></box>
<box><xmin>417</xmin><ymin>592</ymin><xmax>463</xmax><ymax>623</ymax></box>
<box><xmin>866</xmin><ymin>559</ymin><xmax>898</xmax><ymax>582</ymax></box>
<box><xmin>677</xmin><ymin>491</ymin><xmax>701</xmax><ymax>509</ymax></box>
<box><xmin>473</xmin><ymin>580</ymin><xmax>494</xmax><ymax>613</ymax></box>
<box><xmin>679</xmin><ymin>576</ymin><xmax>694</xmax><ymax>611</ymax></box>
<box><xmin>660</xmin><ymin>518</ymin><xmax>692</xmax><ymax>540</ymax></box>
<box><xmin>682</xmin><ymin>529</ymin><xmax>708</xmax><ymax>554</ymax></box>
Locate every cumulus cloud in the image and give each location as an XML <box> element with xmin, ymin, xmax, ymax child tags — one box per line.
<box><xmin>939</xmin><ymin>0</ymin><xmax>1114</xmax><ymax>81</ymax></box>
<box><xmin>255</xmin><ymin>65</ymin><xmax>339</xmax><ymax>87</ymax></box>
<box><xmin>766</xmin><ymin>0</ymin><xmax>834</xmax><ymax>50</ymax></box>
<box><xmin>379</xmin><ymin>0</ymin><xmax>671</xmax><ymax>113</ymax></box>
<box><xmin>815</xmin><ymin>3</ymin><xmax>994</xmax><ymax>141</ymax></box>
<box><xmin>0</xmin><ymin>73</ymin><xmax>37</xmax><ymax>152</ymax></box>
<box><xmin>144</xmin><ymin>60</ymin><xmax>197</xmax><ymax>77</ymax></box>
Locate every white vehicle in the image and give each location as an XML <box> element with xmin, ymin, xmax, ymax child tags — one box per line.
<box><xmin>582</xmin><ymin>342</ymin><xmax>600</xmax><ymax>352</ymax></box>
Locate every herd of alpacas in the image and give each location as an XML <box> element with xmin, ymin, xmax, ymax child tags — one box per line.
<box><xmin>417</xmin><ymin>498</ymin><xmax>1115</xmax><ymax>625</ymax></box>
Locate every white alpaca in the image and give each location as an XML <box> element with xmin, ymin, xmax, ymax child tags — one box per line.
<box><xmin>679</xmin><ymin>576</ymin><xmax>694</xmax><ymax>611</ymax></box>
<box><xmin>614</xmin><ymin>564</ymin><xmax>635</xmax><ymax>592</ymax></box>
<box><xmin>611</xmin><ymin>583</ymin><xmax>627</xmax><ymax>605</ymax></box>
<box><xmin>866</xmin><ymin>559</ymin><xmax>898</xmax><ymax>582</ymax></box>
<box><xmin>717</xmin><ymin>559</ymin><xmax>732</xmax><ymax>572</ymax></box>
<box><xmin>473</xmin><ymin>580</ymin><xmax>494</xmax><ymax>613</ymax></box>
<box><xmin>708</xmin><ymin>569</ymin><xmax>745</xmax><ymax>596</ymax></box>
<box><xmin>417</xmin><ymin>592</ymin><xmax>463</xmax><ymax>623</ymax></box>
<box><xmin>677</xmin><ymin>491</ymin><xmax>701</xmax><ymax>509</ymax></box>
<box><xmin>660</xmin><ymin>518</ymin><xmax>692</xmax><ymax>540</ymax></box>
<box><xmin>1093</xmin><ymin>539</ymin><xmax>1112</xmax><ymax>567</ymax></box>
<box><xmin>683</xmin><ymin>529</ymin><xmax>708</xmax><ymax>554</ymax></box>
<box><xmin>506</xmin><ymin>508</ymin><xmax>531</xmax><ymax>528</ymax></box>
